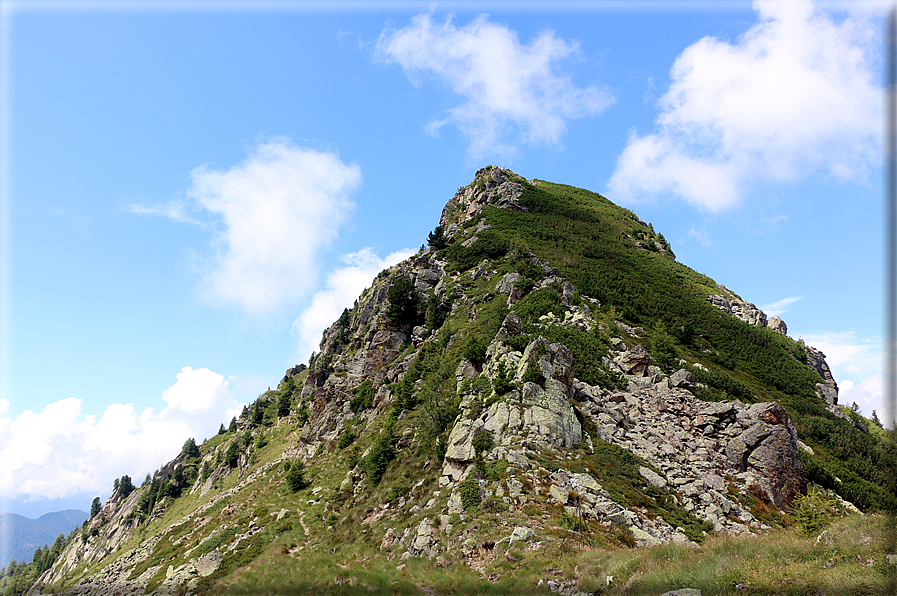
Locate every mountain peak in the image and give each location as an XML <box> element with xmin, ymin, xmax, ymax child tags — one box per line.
<box><xmin>14</xmin><ymin>168</ymin><xmax>892</xmax><ymax>596</ymax></box>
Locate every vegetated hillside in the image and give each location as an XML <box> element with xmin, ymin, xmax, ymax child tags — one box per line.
<box><xmin>13</xmin><ymin>167</ymin><xmax>896</xmax><ymax>596</ymax></box>
<box><xmin>0</xmin><ymin>511</ymin><xmax>88</xmax><ymax>569</ymax></box>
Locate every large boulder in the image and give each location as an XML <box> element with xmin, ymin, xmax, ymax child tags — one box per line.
<box><xmin>724</xmin><ymin>403</ymin><xmax>805</xmax><ymax>507</ymax></box>
<box><xmin>614</xmin><ymin>344</ymin><xmax>653</xmax><ymax>376</ymax></box>
<box><xmin>767</xmin><ymin>316</ymin><xmax>787</xmax><ymax>335</ymax></box>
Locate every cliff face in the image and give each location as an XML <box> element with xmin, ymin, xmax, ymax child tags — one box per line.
<box><xmin>24</xmin><ymin>167</ymin><xmax>881</xmax><ymax>596</ymax></box>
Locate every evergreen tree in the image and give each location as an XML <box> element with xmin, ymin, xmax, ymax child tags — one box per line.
<box><xmin>89</xmin><ymin>497</ymin><xmax>101</xmax><ymax>519</ymax></box>
<box><xmin>386</xmin><ymin>276</ymin><xmax>420</xmax><ymax>334</ymax></box>
<box><xmin>277</xmin><ymin>390</ymin><xmax>292</xmax><ymax>417</ymax></box>
<box><xmin>229</xmin><ymin>417</ymin><xmax>237</xmax><ymax>433</ymax></box>
<box><xmin>285</xmin><ymin>460</ymin><xmax>308</xmax><ymax>492</ymax></box>
<box><xmin>118</xmin><ymin>475</ymin><xmax>134</xmax><ymax>498</ymax></box>
<box><xmin>427</xmin><ymin>225</ymin><xmax>448</xmax><ymax>250</ymax></box>
<box><xmin>181</xmin><ymin>437</ymin><xmax>200</xmax><ymax>459</ymax></box>
<box><xmin>218</xmin><ymin>423</ymin><xmax>226</xmax><ymax>435</ymax></box>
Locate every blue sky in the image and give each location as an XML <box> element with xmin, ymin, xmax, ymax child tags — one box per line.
<box><xmin>0</xmin><ymin>0</ymin><xmax>888</xmax><ymax>520</ymax></box>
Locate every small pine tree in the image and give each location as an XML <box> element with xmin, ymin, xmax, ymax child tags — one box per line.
<box><xmin>181</xmin><ymin>437</ymin><xmax>200</xmax><ymax>459</ymax></box>
<box><xmin>224</xmin><ymin>440</ymin><xmax>240</xmax><ymax>468</ymax></box>
<box><xmin>278</xmin><ymin>390</ymin><xmax>292</xmax><ymax>417</ymax></box>
<box><xmin>427</xmin><ymin>225</ymin><xmax>448</xmax><ymax>250</ymax></box>
<box><xmin>229</xmin><ymin>417</ymin><xmax>237</xmax><ymax>433</ymax></box>
<box><xmin>286</xmin><ymin>460</ymin><xmax>308</xmax><ymax>492</ymax></box>
<box><xmin>218</xmin><ymin>423</ymin><xmax>226</xmax><ymax>435</ymax></box>
<box><xmin>386</xmin><ymin>276</ymin><xmax>420</xmax><ymax>334</ymax></box>
<box><xmin>89</xmin><ymin>497</ymin><xmax>101</xmax><ymax>519</ymax></box>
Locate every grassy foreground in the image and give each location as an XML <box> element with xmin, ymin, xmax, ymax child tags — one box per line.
<box><xmin>209</xmin><ymin>513</ymin><xmax>894</xmax><ymax>596</ymax></box>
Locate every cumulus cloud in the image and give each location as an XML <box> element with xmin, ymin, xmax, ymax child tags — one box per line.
<box><xmin>802</xmin><ymin>331</ymin><xmax>888</xmax><ymax>423</ymax></box>
<box><xmin>292</xmin><ymin>247</ymin><xmax>414</xmax><ymax>363</ymax></box>
<box><xmin>760</xmin><ymin>296</ymin><xmax>802</xmax><ymax>317</ymax></box>
<box><xmin>0</xmin><ymin>367</ymin><xmax>241</xmax><ymax>501</ymax></box>
<box><xmin>188</xmin><ymin>139</ymin><xmax>362</xmax><ymax>314</ymax></box>
<box><xmin>802</xmin><ymin>331</ymin><xmax>881</xmax><ymax>379</ymax></box>
<box><xmin>839</xmin><ymin>373</ymin><xmax>891</xmax><ymax>428</ymax></box>
<box><xmin>374</xmin><ymin>12</ymin><xmax>612</xmax><ymax>160</ymax></box>
<box><xmin>608</xmin><ymin>0</ymin><xmax>879</xmax><ymax>211</ymax></box>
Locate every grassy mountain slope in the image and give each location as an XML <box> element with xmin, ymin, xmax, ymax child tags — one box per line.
<box><xmin>11</xmin><ymin>167</ymin><xmax>895</xmax><ymax>596</ymax></box>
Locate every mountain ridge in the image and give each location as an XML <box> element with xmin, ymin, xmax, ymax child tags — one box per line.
<box><xmin>7</xmin><ymin>166</ymin><xmax>894</xmax><ymax>596</ymax></box>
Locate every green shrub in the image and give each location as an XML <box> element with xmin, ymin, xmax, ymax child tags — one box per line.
<box><xmin>492</xmin><ymin>361</ymin><xmax>514</xmax><ymax>396</ymax></box>
<box><xmin>286</xmin><ymin>460</ymin><xmax>309</xmax><ymax>492</ymax></box>
<box><xmin>792</xmin><ymin>485</ymin><xmax>844</xmax><ymax>535</ymax></box>
<box><xmin>472</xmin><ymin>429</ymin><xmax>495</xmax><ymax>458</ymax></box>
<box><xmin>463</xmin><ymin>335</ymin><xmax>489</xmax><ymax>366</ymax></box>
<box><xmin>224</xmin><ymin>441</ymin><xmax>240</xmax><ymax>468</ymax></box>
<box><xmin>362</xmin><ymin>427</ymin><xmax>397</xmax><ymax>485</ymax></box>
<box><xmin>349</xmin><ymin>380</ymin><xmax>376</xmax><ymax>413</ymax></box>
<box><xmin>458</xmin><ymin>478</ymin><xmax>481</xmax><ymax>510</ymax></box>
<box><xmin>337</xmin><ymin>428</ymin><xmax>356</xmax><ymax>449</ymax></box>
<box><xmin>386</xmin><ymin>276</ymin><xmax>421</xmax><ymax>334</ymax></box>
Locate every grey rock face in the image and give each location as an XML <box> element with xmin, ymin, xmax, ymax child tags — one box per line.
<box><xmin>495</xmin><ymin>272</ymin><xmax>520</xmax><ymax>294</ymax></box>
<box><xmin>508</xmin><ymin>526</ymin><xmax>534</xmax><ymax>545</ymax></box>
<box><xmin>767</xmin><ymin>316</ymin><xmax>787</xmax><ymax>334</ymax></box>
<box><xmin>669</xmin><ymin>369</ymin><xmax>696</xmax><ymax>393</ymax></box>
<box><xmin>614</xmin><ymin>344</ymin><xmax>653</xmax><ymax>376</ymax></box>
<box><xmin>495</xmin><ymin>311</ymin><xmax>523</xmax><ymax>340</ymax></box>
<box><xmin>439</xmin><ymin>167</ymin><xmax>528</xmax><ymax>232</ymax></box>
<box><xmin>724</xmin><ymin>403</ymin><xmax>806</xmax><ymax>507</ymax></box>
<box><xmin>707</xmin><ymin>295</ymin><xmax>767</xmax><ymax>328</ymax></box>
<box><xmin>806</xmin><ymin>345</ymin><xmax>838</xmax><ymax>389</ymax></box>
<box><xmin>639</xmin><ymin>466</ymin><xmax>667</xmax><ymax>489</ymax></box>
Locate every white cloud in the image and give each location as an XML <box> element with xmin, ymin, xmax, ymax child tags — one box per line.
<box><xmin>839</xmin><ymin>373</ymin><xmax>891</xmax><ymax>428</ymax></box>
<box><xmin>608</xmin><ymin>0</ymin><xmax>879</xmax><ymax>211</ymax></box>
<box><xmin>374</xmin><ymin>12</ymin><xmax>612</xmax><ymax>160</ymax></box>
<box><xmin>686</xmin><ymin>226</ymin><xmax>712</xmax><ymax>247</ymax></box>
<box><xmin>187</xmin><ymin>139</ymin><xmax>362</xmax><ymax>314</ymax></box>
<box><xmin>292</xmin><ymin>247</ymin><xmax>413</xmax><ymax>363</ymax></box>
<box><xmin>800</xmin><ymin>330</ymin><xmax>893</xmax><ymax>423</ymax></box>
<box><xmin>760</xmin><ymin>295</ymin><xmax>802</xmax><ymax>317</ymax></box>
<box><xmin>0</xmin><ymin>367</ymin><xmax>241</xmax><ymax>501</ymax></box>
<box><xmin>802</xmin><ymin>331</ymin><xmax>881</xmax><ymax>379</ymax></box>
<box><xmin>125</xmin><ymin>200</ymin><xmax>203</xmax><ymax>225</ymax></box>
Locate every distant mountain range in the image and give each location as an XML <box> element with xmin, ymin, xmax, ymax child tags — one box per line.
<box><xmin>0</xmin><ymin>510</ymin><xmax>88</xmax><ymax>569</ymax></box>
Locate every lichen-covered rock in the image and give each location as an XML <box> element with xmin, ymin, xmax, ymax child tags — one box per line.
<box><xmin>669</xmin><ymin>369</ymin><xmax>696</xmax><ymax>393</ymax></box>
<box><xmin>614</xmin><ymin>344</ymin><xmax>653</xmax><ymax>376</ymax></box>
<box><xmin>707</xmin><ymin>295</ymin><xmax>768</xmax><ymax>328</ymax></box>
<box><xmin>407</xmin><ymin>517</ymin><xmax>439</xmax><ymax>558</ymax></box>
<box><xmin>495</xmin><ymin>272</ymin><xmax>520</xmax><ymax>294</ymax></box>
<box><xmin>724</xmin><ymin>403</ymin><xmax>805</xmax><ymax>507</ymax></box>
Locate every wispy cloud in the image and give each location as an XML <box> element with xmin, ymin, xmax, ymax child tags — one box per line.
<box><xmin>125</xmin><ymin>200</ymin><xmax>204</xmax><ymax>225</ymax></box>
<box><xmin>373</xmin><ymin>11</ymin><xmax>612</xmax><ymax>161</ymax></box>
<box><xmin>291</xmin><ymin>247</ymin><xmax>414</xmax><ymax>364</ymax></box>
<box><xmin>802</xmin><ymin>331</ymin><xmax>881</xmax><ymax>379</ymax></box>
<box><xmin>186</xmin><ymin>139</ymin><xmax>362</xmax><ymax>314</ymax></box>
<box><xmin>686</xmin><ymin>225</ymin><xmax>711</xmax><ymax>247</ymax></box>
<box><xmin>48</xmin><ymin>205</ymin><xmax>92</xmax><ymax>235</ymax></box>
<box><xmin>0</xmin><ymin>367</ymin><xmax>242</xmax><ymax>500</ymax></box>
<box><xmin>760</xmin><ymin>296</ymin><xmax>802</xmax><ymax>317</ymax></box>
<box><xmin>757</xmin><ymin>214</ymin><xmax>788</xmax><ymax>233</ymax></box>
<box><xmin>608</xmin><ymin>0</ymin><xmax>879</xmax><ymax>211</ymax></box>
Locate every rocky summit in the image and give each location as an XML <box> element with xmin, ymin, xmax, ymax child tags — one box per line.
<box><xmin>12</xmin><ymin>167</ymin><xmax>895</xmax><ymax>596</ymax></box>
